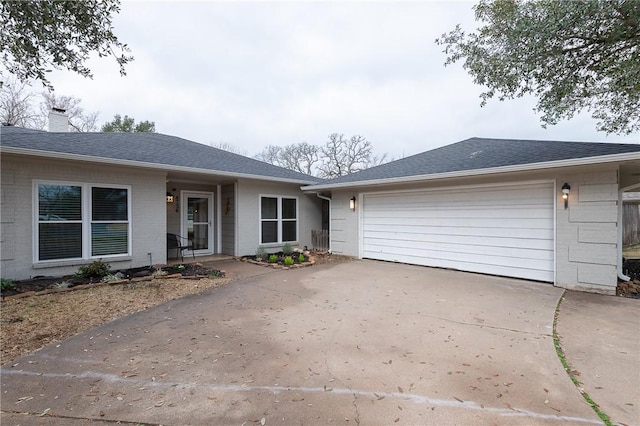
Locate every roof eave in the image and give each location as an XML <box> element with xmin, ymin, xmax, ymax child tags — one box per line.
<box><xmin>1</xmin><ymin>146</ymin><xmax>319</xmax><ymax>185</ymax></box>
<box><xmin>302</xmin><ymin>152</ymin><xmax>640</xmax><ymax>191</ymax></box>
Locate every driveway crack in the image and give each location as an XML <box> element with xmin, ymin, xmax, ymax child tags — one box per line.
<box><xmin>416</xmin><ymin>312</ymin><xmax>552</xmax><ymax>337</ymax></box>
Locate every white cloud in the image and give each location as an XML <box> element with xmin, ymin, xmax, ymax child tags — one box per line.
<box><xmin>38</xmin><ymin>1</ymin><xmax>638</xmax><ymax>157</ymax></box>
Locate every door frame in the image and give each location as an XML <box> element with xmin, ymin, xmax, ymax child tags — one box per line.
<box><xmin>180</xmin><ymin>190</ymin><xmax>214</xmax><ymax>256</ymax></box>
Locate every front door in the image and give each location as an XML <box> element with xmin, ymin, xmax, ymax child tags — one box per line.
<box><xmin>181</xmin><ymin>191</ymin><xmax>214</xmax><ymax>256</ymax></box>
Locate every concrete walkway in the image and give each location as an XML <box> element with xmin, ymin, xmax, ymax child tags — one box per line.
<box><xmin>556</xmin><ymin>291</ymin><xmax>640</xmax><ymax>426</ymax></box>
<box><xmin>0</xmin><ymin>260</ymin><xmax>621</xmax><ymax>425</ymax></box>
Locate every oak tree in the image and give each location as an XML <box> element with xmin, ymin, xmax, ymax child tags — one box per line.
<box><xmin>436</xmin><ymin>0</ymin><xmax>640</xmax><ymax>134</ymax></box>
<box><xmin>1</xmin><ymin>0</ymin><xmax>132</xmax><ymax>89</ymax></box>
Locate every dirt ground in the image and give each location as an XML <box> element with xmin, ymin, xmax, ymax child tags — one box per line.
<box><xmin>0</xmin><ymin>276</ymin><xmax>230</xmax><ymax>365</ymax></box>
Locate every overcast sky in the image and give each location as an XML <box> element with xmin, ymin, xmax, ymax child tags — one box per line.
<box><xmin>44</xmin><ymin>1</ymin><xmax>638</xmax><ymax>157</ymax></box>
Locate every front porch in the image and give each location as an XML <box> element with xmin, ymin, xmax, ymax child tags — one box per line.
<box><xmin>165</xmin><ymin>175</ymin><xmax>236</xmax><ymax>261</ymax></box>
<box><xmin>166</xmin><ymin>254</ymin><xmax>235</xmax><ymax>266</ymax></box>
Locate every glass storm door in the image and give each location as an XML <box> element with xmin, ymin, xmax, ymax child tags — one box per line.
<box><xmin>182</xmin><ymin>192</ymin><xmax>213</xmax><ymax>255</ymax></box>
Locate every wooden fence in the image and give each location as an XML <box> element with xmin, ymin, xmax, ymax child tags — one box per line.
<box><xmin>311</xmin><ymin>229</ymin><xmax>330</xmax><ymax>252</ymax></box>
<box><xmin>624</xmin><ymin>202</ymin><xmax>640</xmax><ymax>246</ymax></box>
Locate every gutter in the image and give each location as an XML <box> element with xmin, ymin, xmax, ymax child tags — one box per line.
<box><xmin>301</xmin><ymin>151</ymin><xmax>640</xmax><ymax>191</ymax></box>
<box><xmin>0</xmin><ymin>146</ymin><xmax>319</xmax><ymax>186</ymax></box>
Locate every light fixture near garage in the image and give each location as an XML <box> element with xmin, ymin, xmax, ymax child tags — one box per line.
<box><xmin>166</xmin><ymin>192</ymin><xmax>175</xmax><ymax>203</ymax></box>
<box><xmin>561</xmin><ymin>183</ymin><xmax>571</xmax><ymax>209</ymax></box>
<box><xmin>349</xmin><ymin>196</ymin><xmax>356</xmax><ymax>211</ymax></box>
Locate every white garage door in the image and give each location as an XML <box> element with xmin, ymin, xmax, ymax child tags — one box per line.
<box><xmin>362</xmin><ymin>182</ymin><xmax>554</xmax><ymax>282</ymax></box>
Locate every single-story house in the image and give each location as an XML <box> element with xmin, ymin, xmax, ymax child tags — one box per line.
<box><xmin>303</xmin><ymin>137</ymin><xmax>640</xmax><ymax>294</ymax></box>
<box><xmin>2</xmin><ymin>116</ymin><xmax>639</xmax><ymax>294</ymax></box>
<box><xmin>0</xmin><ymin>122</ymin><xmax>324</xmax><ymax>281</ymax></box>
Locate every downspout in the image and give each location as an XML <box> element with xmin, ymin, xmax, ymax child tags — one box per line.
<box><xmin>315</xmin><ymin>192</ymin><xmax>332</xmax><ymax>253</ymax></box>
<box><xmin>618</xmin><ymin>188</ymin><xmax>631</xmax><ymax>281</ymax></box>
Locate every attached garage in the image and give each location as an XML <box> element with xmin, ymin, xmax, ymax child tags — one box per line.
<box><xmin>305</xmin><ymin>137</ymin><xmax>640</xmax><ymax>294</ymax></box>
<box><xmin>361</xmin><ymin>181</ymin><xmax>555</xmax><ymax>282</ymax></box>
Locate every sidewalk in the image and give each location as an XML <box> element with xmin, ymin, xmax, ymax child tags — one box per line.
<box><xmin>556</xmin><ymin>291</ymin><xmax>640</xmax><ymax>426</ymax></box>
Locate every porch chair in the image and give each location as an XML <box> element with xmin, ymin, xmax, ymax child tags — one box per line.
<box><xmin>167</xmin><ymin>233</ymin><xmax>195</xmax><ymax>262</ymax></box>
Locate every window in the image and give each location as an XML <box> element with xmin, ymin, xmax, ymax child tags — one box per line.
<box><xmin>38</xmin><ymin>184</ymin><xmax>82</xmax><ymax>260</ymax></box>
<box><xmin>91</xmin><ymin>187</ymin><xmax>129</xmax><ymax>256</ymax></box>
<box><xmin>260</xmin><ymin>196</ymin><xmax>297</xmax><ymax>244</ymax></box>
<box><xmin>35</xmin><ymin>182</ymin><xmax>130</xmax><ymax>262</ymax></box>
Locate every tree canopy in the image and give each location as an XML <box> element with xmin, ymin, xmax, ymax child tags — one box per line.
<box><xmin>436</xmin><ymin>0</ymin><xmax>640</xmax><ymax>134</ymax></box>
<box><xmin>0</xmin><ymin>0</ymin><xmax>132</xmax><ymax>89</ymax></box>
<box><xmin>101</xmin><ymin>114</ymin><xmax>155</xmax><ymax>133</ymax></box>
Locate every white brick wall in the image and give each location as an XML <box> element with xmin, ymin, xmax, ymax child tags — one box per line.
<box><xmin>329</xmin><ymin>191</ymin><xmax>359</xmax><ymax>256</ymax></box>
<box><xmin>0</xmin><ymin>155</ymin><xmax>166</xmax><ymax>280</ymax></box>
<box><xmin>555</xmin><ymin>167</ymin><xmax>620</xmax><ymax>293</ymax></box>
<box><xmin>235</xmin><ymin>179</ymin><xmax>322</xmax><ymax>256</ymax></box>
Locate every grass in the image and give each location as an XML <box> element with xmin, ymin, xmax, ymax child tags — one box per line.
<box><xmin>553</xmin><ymin>292</ymin><xmax>613</xmax><ymax>426</ymax></box>
<box><xmin>1</xmin><ymin>276</ymin><xmax>230</xmax><ymax>365</ymax></box>
<box><xmin>622</xmin><ymin>244</ymin><xmax>640</xmax><ymax>259</ymax></box>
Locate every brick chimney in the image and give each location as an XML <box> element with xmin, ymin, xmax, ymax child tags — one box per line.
<box><xmin>48</xmin><ymin>108</ymin><xmax>69</xmax><ymax>132</ymax></box>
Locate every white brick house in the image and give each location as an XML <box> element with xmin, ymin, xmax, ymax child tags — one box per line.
<box><xmin>303</xmin><ymin>138</ymin><xmax>640</xmax><ymax>294</ymax></box>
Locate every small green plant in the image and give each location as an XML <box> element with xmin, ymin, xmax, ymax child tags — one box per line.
<box><xmin>75</xmin><ymin>259</ymin><xmax>110</xmax><ymax>279</ymax></box>
<box><xmin>256</xmin><ymin>246</ymin><xmax>267</xmax><ymax>260</ymax></box>
<box><xmin>284</xmin><ymin>256</ymin><xmax>294</xmax><ymax>266</ymax></box>
<box><xmin>268</xmin><ymin>254</ymin><xmax>278</xmax><ymax>263</ymax></box>
<box><xmin>282</xmin><ymin>243</ymin><xmax>293</xmax><ymax>255</ymax></box>
<box><xmin>54</xmin><ymin>280</ymin><xmax>73</xmax><ymax>289</ymax></box>
<box><xmin>1</xmin><ymin>278</ymin><xmax>15</xmax><ymax>292</ymax></box>
<box><xmin>208</xmin><ymin>270</ymin><xmax>224</xmax><ymax>278</ymax></box>
<box><xmin>176</xmin><ymin>264</ymin><xmax>186</xmax><ymax>270</ymax></box>
<box><xmin>298</xmin><ymin>253</ymin><xmax>306</xmax><ymax>263</ymax></box>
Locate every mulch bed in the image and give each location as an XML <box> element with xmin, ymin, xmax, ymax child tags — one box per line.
<box><xmin>1</xmin><ymin>263</ymin><xmax>223</xmax><ymax>300</ymax></box>
<box><xmin>619</xmin><ymin>258</ymin><xmax>640</xmax><ymax>298</ymax></box>
<box><xmin>239</xmin><ymin>250</ymin><xmax>353</xmax><ymax>269</ymax></box>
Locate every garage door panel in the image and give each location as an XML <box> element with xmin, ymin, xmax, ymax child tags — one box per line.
<box><xmin>363</xmin><ymin>232</ymin><xmax>553</xmax><ymax>252</ymax></box>
<box><xmin>364</xmin><ymin>239</ymin><xmax>553</xmax><ymax>262</ymax></box>
<box><xmin>366</xmin><ymin>250</ymin><xmax>553</xmax><ymax>282</ymax></box>
<box><xmin>363</xmin><ymin>225</ymin><xmax>553</xmax><ymax>240</ymax></box>
<box><xmin>364</xmin><ymin>216</ymin><xmax>553</xmax><ymax>229</ymax></box>
<box><xmin>365</xmin><ymin>185</ymin><xmax>553</xmax><ymax>207</ymax></box>
<box><xmin>362</xmin><ymin>183</ymin><xmax>554</xmax><ymax>282</ymax></box>
<box><xmin>364</xmin><ymin>207</ymin><xmax>553</xmax><ymax>220</ymax></box>
<box><xmin>368</xmin><ymin>243</ymin><xmax>548</xmax><ymax>270</ymax></box>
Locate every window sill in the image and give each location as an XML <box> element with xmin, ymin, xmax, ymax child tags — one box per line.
<box><xmin>33</xmin><ymin>256</ymin><xmax>133</xmax><ymax>269</ymax></box>
<box><xmin>259</xmin><ymin>242</ymin><xmax>300</xmax><ymax>248</ymax></box>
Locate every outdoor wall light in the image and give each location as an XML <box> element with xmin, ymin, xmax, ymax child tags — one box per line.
<box><xmin>561</xmin><ymin>183</ymin><xmax>571</xmax><ymax>209</ymax></box>
<box><xmin>166</xmin><ymin>192</ymin><xmax>175</xmax><ymax>203</ymax></box>
<box><xmin>349</xmin><ymin>196</ymin><xmax>356</xmax><ymax>211</ymax></box>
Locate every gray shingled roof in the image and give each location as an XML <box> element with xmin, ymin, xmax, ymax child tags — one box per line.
<box><xmin>0</xmin><ymin>125</ymin><xmax>320</xmax><ymax>184</ymax></box>
<box><xmin>307</xmin><ymin>137</ymin><xmax>640</xmax><ymax>188</ymax></box>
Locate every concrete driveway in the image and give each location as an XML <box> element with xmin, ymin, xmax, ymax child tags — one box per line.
<box><xmin>1</xmin><ymin>260</ymin><xmax>606</xmax><ymax>425</ymax></box>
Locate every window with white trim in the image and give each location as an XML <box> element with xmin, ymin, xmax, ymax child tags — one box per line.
<box><xmin>260</xmin><ymin>196</ymin><xmax>297</xmax><ymax>244</ymax></box>
<box><xmin>36</xmin><ymin>182</ymin><xmax>130</xmax><ymax>261</ymax></box>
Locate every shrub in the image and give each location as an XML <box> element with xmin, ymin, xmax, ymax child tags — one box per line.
<box><xmin>256</xmin><ymin>246</ymin><xmax>267</xmax><ymax>260</ymax></box>
<box><xmin>75</xmin><ymin>259</ymin><xmax>110</xmax><ymax>279</ymax></box>
<box><xmin>298</xmin><ymin>253</ymin><xmax>306</xmax><ymax>263</ymax></box>
<box><xmin>282</xmin><ymin>243</ymin><xmax>293</xmax><ymax>255</ymax></box>
<box><xmin>284</xmin><ymin>256</ymin><xmax>294</xmax><ymax>266</ymax></box>
<box><xmin>268</xmin><ymin>254</ymin><xmax>278</xmax><ymax>263</ymax></box>
<box><xmin>1</xmin><ymin>278</ymin><xmax>15</xmax><ymax>292</ymax></box>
